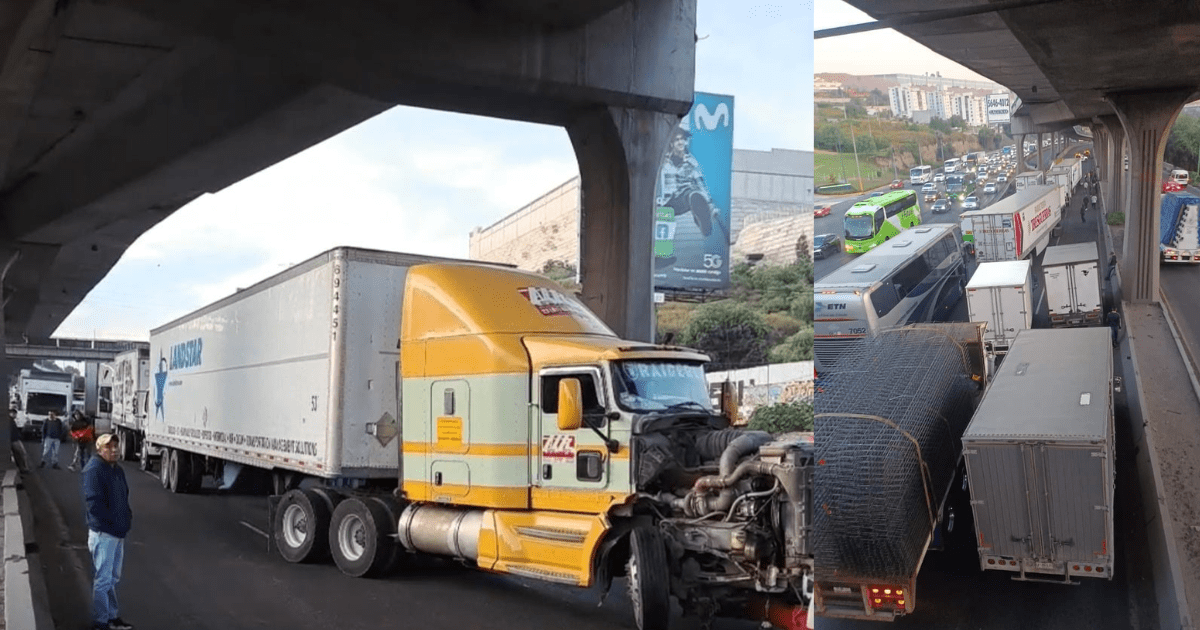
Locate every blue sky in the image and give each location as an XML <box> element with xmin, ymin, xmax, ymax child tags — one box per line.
<box><xmin>56</xmin><ymin>1</ymin><xmax>813</xmax><ymax>341</ymax></box>
<box><xmin>815</xmin><ymin>0</ymin><xmax>988</xmax><ymax>81</ymax></box>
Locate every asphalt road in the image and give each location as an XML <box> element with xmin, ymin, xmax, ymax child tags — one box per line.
<box><xmin>814</xmin><ymin>147</ymin><xmax>1159</xmax><ymax>629</ymax></box>
<box><xmin>28</xmin><ymin>457</ymin><xmax>761</xmax><ymax>630</ymax></box>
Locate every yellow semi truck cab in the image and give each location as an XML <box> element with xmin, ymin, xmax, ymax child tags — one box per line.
<box><xmin>276</xmin><ymin>261</ymin><xmax>814</xmax><ymax>630</ymax></box>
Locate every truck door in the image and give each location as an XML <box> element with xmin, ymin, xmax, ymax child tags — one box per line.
<box><xmin>534</xmin><ymin>367</ymin><xmax>610</xmax><ymax>506</ymax></box>
<box><xmin>429</xmin><ymin>379</ymin><xmax>471</xmax><ymax>498</ymax></box>
<box><xmin>1037</xmin><ymin>444</ymin><xmax>1110</xmax><ymax>568</ymax></box>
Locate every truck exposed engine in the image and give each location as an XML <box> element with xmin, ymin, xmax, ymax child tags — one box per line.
<box><xmin>139</xmin><ymin>246</ymin><xmax>813</xmax><ymax>630</ymax></box>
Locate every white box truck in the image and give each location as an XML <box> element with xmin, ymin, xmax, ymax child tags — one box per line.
<box><xmin>1014</xmin><ymin>171</ymin><xmax>1044</xmax><ymax>192</ymax></box>
<box><xmin>959</xmin><ymin>185</ymin><xmax>1061</xmax><ymax>262</ymax></box>
<box><xmin>15</xmin><ymin>369</ymin><xmax>74</xmax><ymax>438</ymax></box>
<box><xmin>962</xmin><ymin>328</ymin><xmax>1114</xmax><ymax>583</ymax></box>
<box><xmin>1042</xmin><ymin>242</ymin><xmax>1103</xmax><ymax>327</ymax></box>
<box><xmin>965</xmin><ymin>260</ymin><xmax>1033</xmax><ymax>355</ymax></box>
<box><xmin>110</xmin><ymin>348</ymin><xmax>150</xmax><ymax>462</ymax></box>
<box><xmin>141</xmin><ymin>246</ymin><xmax>815</xmax><ymax>628</ymax></box>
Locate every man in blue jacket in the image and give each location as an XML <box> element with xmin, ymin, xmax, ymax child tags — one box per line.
<box><xmin>83</xmin><ymin>433</ymin><xmax>134</xmax><ymax>630</ymax></box>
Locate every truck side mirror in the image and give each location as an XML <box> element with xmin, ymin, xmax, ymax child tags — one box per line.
<box><xmin>557</xmin><ymin>378</ymin><xmax>583</xmax><ymax>431</ymax></box>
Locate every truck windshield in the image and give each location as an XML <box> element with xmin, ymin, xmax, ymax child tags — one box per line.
<box><xmin>611</xmin><ymin>361</ymin><xmax>713</xmax><ymax>413</ymax></box>
<box><xmin>26</xmin><ymin>393</ymin><xmax>66</xmax><ymax>415</ymax></box>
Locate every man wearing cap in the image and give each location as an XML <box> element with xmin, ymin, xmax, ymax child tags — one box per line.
<box><xmin>83</xmin><ymin>433</ymin><xmax>134</xmax><ymax>630</ymax></box>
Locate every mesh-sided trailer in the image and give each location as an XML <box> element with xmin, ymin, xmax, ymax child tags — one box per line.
<box><xmin>814</xmin><ymin>323</ymin><xmax>987</xmax><ymax>621</ymax></box>
<box><xmin>962</xmin><ymin>328</ymin><xmax>1115</xmax><ymax>583</ymax></box>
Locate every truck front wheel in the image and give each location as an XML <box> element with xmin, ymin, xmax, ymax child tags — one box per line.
<box><xmin>626</xmin><ymin>527</ymin><xmax>671</xmax><ymax>630</ymax></box>
<box><xmin>275</xmin><ymin>488</ymin><xmax>332</xmax><ymax>564</ymax></box>
<box><xmin>329</xmin><ymin>497</ymin><xmax>396</xmax><ymax>578</ymax></box>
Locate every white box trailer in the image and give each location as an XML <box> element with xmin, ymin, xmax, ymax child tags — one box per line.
<box><xmin>960</xmin><ymin>185</ymin><xmax>1061</xmax><ymax>262</ymax></box>
<box><xmin>1042</xmin><ymin>242</ymin><xmax>1103</xmax><ymax>327</ymax></box>
<box><xmin>1014</xmin><ymin>171</ymin><xmax>1044</xmax><ymax>192</ymax></box>
<box><xmin>145</xmin><ymin>247</ymin><xmax>455</xmax><ymax>483</ymax></box>
<box><xmin>110</xmin><ymin>348</ymin><xmax>150</xmax><ymax>461</ymax></box>
<box><xmin>16</xmin><ymin>369</ymin><xmax>73</xmax><ymax>438</ymax></box>
<box><xmin>966</xmin><ymin>261</ymin><xmax>1032</xmax><ymax>355</ymax></box>
<box><xmin>962</xmin><ymin>328</ymin><xmax>1114</xmax><ymax>582</ymax></box>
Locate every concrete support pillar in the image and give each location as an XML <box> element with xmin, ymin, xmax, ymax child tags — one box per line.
<box><xmin>0</xmin><ymin>246</ymin><xmax>18</xmax><ymax>472</ymax></box>
<box><xmin>1106</xmin><ymin>90</ymin><xmax>1192</xmax><ymax>303</ymax></box>
<box><xmin>1092</xmin><ymin>124</ymin><xmax>1109</xmax><ymax>200</ymax></box>
<box><xmin>1037</xmin><ymin>132</ymin><xmax>1044</xmax><ymax>171</ymax></box>
<box><xmin>569</xmin><ymin>106</ymin><xmax>679</xmax><ymax>342</ymax></box>
<box><xmin>1098</xmin><ymin>115</ymin><xmax>1124</xmax><ymax>217</ymax></box>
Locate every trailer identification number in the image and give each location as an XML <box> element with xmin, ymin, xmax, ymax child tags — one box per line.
<box><xmin>542</xmin><ymin>434</ymin><xmax>576</xmax><ymax>462</ymax></box>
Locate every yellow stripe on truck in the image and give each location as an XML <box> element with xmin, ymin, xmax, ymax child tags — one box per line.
<box><xmin>403</xmin><ymin>481</ymin><xmax>530</xmax><ymax>508</ymax></box>
<box><xmin>477</xmin><ymin>510</ymin><xmax>611</xmax><ymax>587</ymax></box>
<box><xmin>401</xmin><ymin>335</ymin><xmax>529</xmax><ymax>379</ymax></box>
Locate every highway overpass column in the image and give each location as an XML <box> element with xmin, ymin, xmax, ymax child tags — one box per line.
<box><xmin>569</xmin><ymin>106</ymin><xmax>680</xmax><ymax>343</ymax></box>
<box><xmin>1096</xmin><ymin>116</ymin><xmax>1123</xmax><ymax>227</ymax></box>
<box><xmin>1091</xmin><ymin>123</ymin><xmax>1110</xmax><ymax>200</ymax></box>
<box><xmin>1037</xmin><ymin>132</ymin><xmax>1044</xmax><ymax>170</ymax></box>
<box><xmin>1106</xmin><ymin>91</ymin><xmax>1192</xmax><ymax>303</ymax></box>
<box><xmin>0</xmin><ymin>248</ymin><xmax>16</xmax><ymax>472</ymax></box>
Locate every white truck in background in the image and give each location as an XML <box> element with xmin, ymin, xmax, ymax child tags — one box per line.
<box><xmin>1045</xmin><ymin>158</ymin><xmax>1082</xmax><ymax>206</ymax></box>
<box><xmin>959</xmin><ymin>185</ymin><xmax>1062</xmax><ymax>262</ymax></box>
<box><xmin>110</xmin><ymin>348</ymin><xmax>151</xmax><ymax>462</ymax></box>
<box><xmin>15</xmin><ymin>369</ymin><xmax>74</xmax><ymax>439</ymax></box>
<box><xmin>1042</xmin><ymin>242</ymin><xmax>1103</xmax><ymax>327</ymax></box>
<box><xmin>1014</xmin><ymin>171</ymin><xmax>1045</xmax><ymax>192</ymax></box>
<box><xmin>965</xmin><ymin>260</ymin><xmax>1033</xmax><ymax>356</ymax></box>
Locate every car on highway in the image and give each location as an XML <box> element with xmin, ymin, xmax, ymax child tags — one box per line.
<box><xmin>931</xmin><ymin>199</ymin><xmax>950</xmax><ymax>214</ymax></box>
<box><xmin>997</xmin><ymin>174</ymin><xmax>1008</xmax><ymax>183</ymax></box>
<box><xmin>983</xmin><ymin>182</ymin><xmax>997</xmax><ymax>194</ymax></box>
<box><xmin>1163</xmin><ymin>180</ymin><xmax>1187</xmax><ymax>193</ymax></box>
<box><xmin>933</xmin><ymin>172</ymin><xmax>945</xmax><ymax>183</ymax></box>
<box><xmin>890</xmin><ymin>179</ymin><xmax>904</xmax><ymax>189</ymax></box>
<box><xmin>962</xmin><ymin>195</ymin><xmax>979</xmax><ymax>210</ymax></box>
<box><xmin>813</xmin><ymin>233</ymin><xmax>841</xmax><ymax>260</ymax></box>
<box><xmin>815</xmin><ymin>205</ymin><xmax>832</xmax><ymax>218</ymax></box>
<box><xmin>977</xmin><ymin>172</ymin><xmax>989</xmax><ymax>183</ymax></box>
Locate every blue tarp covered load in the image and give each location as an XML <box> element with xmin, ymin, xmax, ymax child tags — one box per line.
<box><xmin>1161</xmin><ymin>193</ymin><xmax>1200</xmax><ymax>247</ymax></box>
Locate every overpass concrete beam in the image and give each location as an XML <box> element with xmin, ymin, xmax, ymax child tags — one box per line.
<box><xmin>109</xmin><ymin>0</ymin><xmax>696</xmax><ymax>126</ymax></box>
<box><xmin>1105</xmin><ymin>90</ymin><xmax>1192</xmax><ymax>303</ymax></box>
<box><xmin>570</xmin><ymin>106</ymin><xmax>678</xmax><ymax>343</ymax></box>
<box><xmin>0</xmin><ymin>0</ymin><xmax>64</xmax><ymax>184</ymax></box>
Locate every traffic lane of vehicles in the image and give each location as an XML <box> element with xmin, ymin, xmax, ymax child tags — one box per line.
<box><xmin>815</xmin><ymin>193</ymin><xmax>961</xmax><ymax>282</ymax></box>
<box><xmin>32</xmin><ymin>464</ymin><xmax>761</xmax><ymax>630</ymax></box>
<box><xmin>816</xmin><ymin>396</ymin><xmax>1152</xmax><ymax>630</ymax></box>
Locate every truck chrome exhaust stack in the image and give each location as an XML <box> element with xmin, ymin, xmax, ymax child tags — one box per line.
<box><xmin>396</xmin><ymin>504</ymin><xmax>484</xmax><ymax>561</ymax></box>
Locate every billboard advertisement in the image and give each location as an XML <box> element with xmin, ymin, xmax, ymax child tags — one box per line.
<box><xmin>986</xmin><ymin>93</ymin><xmax>1011</xmax><ymax>124</ymax></box>
<box><xmin>654</xmin><ymin>92</ymin><xmax>734</xmax><ymax>291</ymax></box>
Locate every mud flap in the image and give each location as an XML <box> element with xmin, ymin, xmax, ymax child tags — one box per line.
<box><xmin>266</xmin><ymin>494</ymin><xmax>282</xmax><ymax>555</ymax></box>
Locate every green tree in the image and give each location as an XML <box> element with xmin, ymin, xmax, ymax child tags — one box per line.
<box><xmin>949</xmin><ymin>115</ymin><xmax>966</xmax><ymax>129</ymax></box>
<box><xmin>769</xmin><ymin>328</ymin><xmax>813</xmax><ymax>362</ymax></box>
<box><xmin>681</xmin><ymin>301</ymin><xmax>772</xmax><ymax>371</ymax></box>
<box><xmin>540</xmin><ymin>260</ymin><xmax>580</xmax><ymax>291</ymax></box>
<box><xmin>929</xmin><ymin>117</ymin><xmax>951</xmax><ymax>134</ymax></box>
<box><xmin>846</xmin><ymin>100</ymin><xmax>867</xmax><ymax>119</ymax></box>
<box><xmin>869</xmin><ymin>88</ymin><xmax>887</xmax><ymax>106</ymax></box>
<box><xmin>748</xmin><ymin>401</ymin><xmax>813</xmax><ymax>433</ymax></box>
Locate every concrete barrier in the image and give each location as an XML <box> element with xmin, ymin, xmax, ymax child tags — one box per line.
<box><xmin>4</xmin><ymin>469</ymin><xmax>53</xmax><ymax>630</ymax></box>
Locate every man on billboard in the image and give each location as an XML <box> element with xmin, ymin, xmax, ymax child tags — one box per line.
<box><xmin>658</xmin><ymin>127</ymin><xmax>722</xmax><ymax>239</ymax></box>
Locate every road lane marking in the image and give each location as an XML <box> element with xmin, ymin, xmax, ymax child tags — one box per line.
<box><xmin>240</xmin><ymin>520</ymin><xmax>269</xmax><ymax>539</ymax></box>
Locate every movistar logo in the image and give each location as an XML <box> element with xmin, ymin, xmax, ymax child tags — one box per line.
<box><xmin>692</xmin><ymin>102</ymin><xmax>731</xmax><ymax>131</ymax></box>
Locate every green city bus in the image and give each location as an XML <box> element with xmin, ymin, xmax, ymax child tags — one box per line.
<box><xmin>842</xmin><ymin>189</ymin><xmax>922</xmax><ymax>254</ymax></box>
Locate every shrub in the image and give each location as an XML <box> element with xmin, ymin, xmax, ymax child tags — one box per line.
<box><xmin>748</xmin><ymin>401</ymin><xmax>814</xmax><ymax>433</ymax></box>
<box><xmin>1106</xmin><ymin>211</ymin><xmax>1125</xmax><ymax>226</ymax></box>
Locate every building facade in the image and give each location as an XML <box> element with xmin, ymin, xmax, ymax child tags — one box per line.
<box><xmin>468</xmin><ymin>149</ymin><xmax>813</xmax><ymax>273</ymax></box>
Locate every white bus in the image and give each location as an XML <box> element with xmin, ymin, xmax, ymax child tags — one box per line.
<box><xmin>814</xmin><ymin>224</ymin><xmax>968</xmax><ymax>372</ymax></box>
<box><xmin>909</xmin><ymin>165</ymin><xmax>933</xmax><ymax>184</ymax></box>
<box><xmin>944</xmin><ymin>158</ymin><xmax>961</xmax><ymax>174</ymax></box>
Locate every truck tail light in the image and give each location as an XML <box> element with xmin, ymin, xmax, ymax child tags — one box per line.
<box><xmin>868</xmin><ymin>586</ymin><xmax>905</xmax><ymax>609</ymax></box>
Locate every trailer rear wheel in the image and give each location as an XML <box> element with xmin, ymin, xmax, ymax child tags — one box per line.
<box><xmin>139</xmin><ymin>441</ymin><xmax>154</xmax><ymax>472</ymax></box>
<box><xmin>168</xmin><ymin>449</ymin><xmax>187</xmax><ymax>493</ymax></box>
<box><xmin>275</xmin><ymin>488</ymin><xmax>332</xmax><ymax>564</ymax></box>
<box><xmin>160</xmin><ymin>448</ymin><xmax>172</xmax><ymax>489</ymax></box>
<box><xmin>626</xmin><ymin>527</ymin><xmax>671</xmax><ymax>630</ymax></box>
<box><xmin>329</xmin><ymin>497</ymin><xmax>395</xmax><ymax>578</ymax></box>
<box><xmin>182</xmin><ymin>452</ymin><xmax>203</xmax><ymax>493</ymax></box>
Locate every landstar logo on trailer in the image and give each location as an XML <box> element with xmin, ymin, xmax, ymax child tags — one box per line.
<box><xmin>155</xmin><ymin>337</ymin><xmax>204</xmax><ymax>420</ymax></box>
